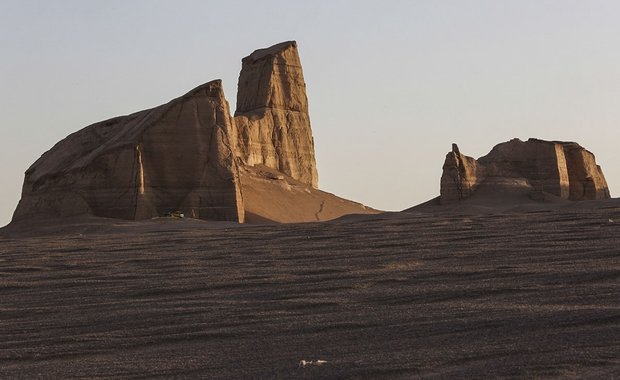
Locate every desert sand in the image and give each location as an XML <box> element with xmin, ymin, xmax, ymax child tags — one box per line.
<box><xmin>1</xmin><ymin>198</ymin><xmax>619</xmax><ymax>378</ymax></box>
<box><xmin>3</xmin><ymin>39</ymin><xmax>618</xmax><ymax>379</ymax></box>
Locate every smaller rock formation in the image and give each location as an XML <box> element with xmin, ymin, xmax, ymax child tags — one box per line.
<box><xmin>233</xmin><ymin>41</ymin><xmax>318</xmax><ymax>188</ymax></box>
<box><xmin>440</xmin><ymin>138</ymin><xmax>610</xmax><ymax>204</ymax></box>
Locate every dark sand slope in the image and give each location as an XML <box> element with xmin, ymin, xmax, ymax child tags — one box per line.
<box><xmin>1</xmin><ymin>201</ymin><xmax>620</xmax><ymax>378</ymax></box>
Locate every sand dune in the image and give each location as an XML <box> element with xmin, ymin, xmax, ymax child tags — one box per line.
<box><xmin>1</xmin><ymin>200</ymin><xmax>619</xmax><ymax>378</ymax></box>
<box><xmin>239</xmin><ymin>165</ymin><xmax>378</xmax><ymax>223</ymax></box>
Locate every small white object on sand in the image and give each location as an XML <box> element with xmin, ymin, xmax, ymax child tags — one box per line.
<box><xmin>299</xmin><ymin>359</ymin><xmax>328</xmax><ymax>368</ymax></box>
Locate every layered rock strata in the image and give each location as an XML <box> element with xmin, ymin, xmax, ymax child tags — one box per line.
<box><xmin>13</xmin><ymin>80</ymin><xmax>245</xmax><ymax>222</ymax></box>
<box><xmin>561</xmin><ymin>142</ymin><xmax>610</xmax><ymax>200</ymax></box>
<box><xmin>233</xmin><ymin>41</ymin><xmax>318</xmax><ymax>188</ymax></box>
<box><xmin>440</xmin><ymin>138</ymin><xmax>610</xmax><ymax>203</ymax></box>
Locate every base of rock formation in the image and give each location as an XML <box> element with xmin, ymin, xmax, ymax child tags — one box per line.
<box><xmin>238</xmin><ymin>165</ymin><xmax>377</xmax><ymax>223</ymax></box>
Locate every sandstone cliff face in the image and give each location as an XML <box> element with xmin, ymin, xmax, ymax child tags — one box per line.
<box><xmin>440</xmin><ymin>138</ymin><xmax>610</xmax><ymax>204</ymax></box>
<box><xmin>13</xmin><ymin>80</ymin><xmax>245</xmax><ymax>222</ymax></box>
<box><xmin>233</xmin><ymin>41</ymin><xmax>319</xmax><ymax>188</ymax></box>
<box><xmin>561</xmin><ymin>142</ymin><xmax>610</xmax><ymax>200</ymax></box>
<box><xmin>478</xmin><ymin>139</ymin><xmax>571</xmax><ymax>199</ymax></box>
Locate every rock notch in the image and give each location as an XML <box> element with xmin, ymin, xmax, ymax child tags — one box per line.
<box><xmin>233</xmin><ymin>41</ymin><xmax>318</xmax><ymax>188</ymax></box>
<box><xmin>440</xmin><ymin>138</ymin><xmax>610</xmax><ymax>203</ymax></box>
<box><xmin>13</xmin><ymin>80</ymin><xmax>245</xmax><ymax>222</ymax></box>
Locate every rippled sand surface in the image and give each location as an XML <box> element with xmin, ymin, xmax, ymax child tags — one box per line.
<box><xmin>1</xmin><ymin>202</ymin><xmax>619</xmax><ymax>378</ymax></box>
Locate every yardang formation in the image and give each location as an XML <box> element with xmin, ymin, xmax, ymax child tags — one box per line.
<box><xmin>12</xmin><ymin>41</ymin><xmax>374</xmax><ymax>224</ymax></box>
<box><xmin>11</xmin><ymin>42</ymin><xmax>613</xmax><ymax>225</ymax></box>
<box><xmin>441</xmin><ymin>138</ymin><xmax>610</xmax><ymax>204</ymax></box>
<box><xmin>14</xmin><ymin>81</ymin><xmax>244</xmax><ymax>222</ymax></box>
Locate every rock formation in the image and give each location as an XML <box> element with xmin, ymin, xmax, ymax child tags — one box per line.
<box><xmin>13</xmin><ymin>80</ymin><xmax>245</xmax><ymax>222</ymax></box>
<box><xmin>440</xmin><ymin>144</ymin><xmax>485</xmax><ymax>201</ymax></box>
<box><xmin>11</xmin><ymin>41</ymin><xmax>376</xmax><ymax>224</ymax></box>
<box><xmin>440</xmin><ymin>138</ymin><xmax>610</xmax><ymax>203</ymax></box>
<box><xmin>561</xmin><ymin>142</ymin><xmax>610</xmax><ymax>201</ymax></box>
<box><xmin>233</xmin><ymin>41</ymin><xmax>318</xmax><ymax>188</ymax></box>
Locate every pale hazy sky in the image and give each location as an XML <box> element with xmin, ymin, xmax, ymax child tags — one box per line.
<box><xmin>1</xmin><ymin>0</ymin><xmax>619</xmax><ymax>226</ymax></box>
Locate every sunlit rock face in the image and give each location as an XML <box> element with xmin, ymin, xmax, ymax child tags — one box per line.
<box><xmin>560</xmin><ymin>142</ymin><xmax>610</xmax><ymax>200</ymax></box>
<box><xmin>440</xmin><ymin>138</ymin><xmax>610</xmax><ymax>203</ymax></box>
<box><xmin>233</xmin><ymin>41</ymin><xmax>319</xmax><ymax>189</ymax></box>
<box><xmin>13</xmin><ymin>80</ymin><xmax>245</xmax><ymax>222</ymax></box>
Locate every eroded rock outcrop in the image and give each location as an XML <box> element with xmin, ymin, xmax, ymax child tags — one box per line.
<box><xmin>440</xmin><ymin>138</ymin><xmax>610</xmax><ymax>203</ymax></box>
<box><xmin>561</xmin><ymin>142</ymin><xmax>610</xmax><ymax>200</ymax></box>
<box><xmin>11</xmin><ymin>41</ymin><xmax>377</xmax><ymax>224</ymax></box>
<box><xmin>440</xmin><ymin>144</ymin><xmax>485</xmax><ymax>202</ymax></box>
<box><xmin>13</xmin><ymin>80</ymin><xmax>245</xmax><ymax>222</ymax></box>
<box><xmin>233</xmin><ymin>41</ymin><xmax>318</xmax><ymax>188</ymax></box>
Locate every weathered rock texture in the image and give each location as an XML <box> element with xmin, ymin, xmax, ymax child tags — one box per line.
<box><xmin>561</xmin><ymin>142</ymin><xmax>610</xmax><ymax>201</ymax></box>
<box><xmin>233</xmin><ymin>41</ymin><xmax>318</xmax><ymax>188</ymax></box>
<box><xmin>440</xmin><ymin>138</ymin><xmax>610</xmax><ymax>203</ymax></box>
<box><xmin>13</xmin><ymin>80</ymin><xmax>245</xmax><ymax>222</ymax></box>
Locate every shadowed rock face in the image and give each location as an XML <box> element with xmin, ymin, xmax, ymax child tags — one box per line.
<box><xmin>440</xmin><ymin>138</ymin><xmax>610</xmax><ymax>203</ymax></box>
<box><xmin>234</xmin><ymin>41</ymin><xmax>319</xmax><ymax>188</ymax></box>
<box><xmin>13</xmin><ymin>80</ymin><xmax>245</xmax><ymax>222</ymax></box>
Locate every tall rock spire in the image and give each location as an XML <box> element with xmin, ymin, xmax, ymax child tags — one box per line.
<box><xmin>234</xmin><ymin>41</ymin><xmax>319</xmax><ymax>188</ymax></box>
